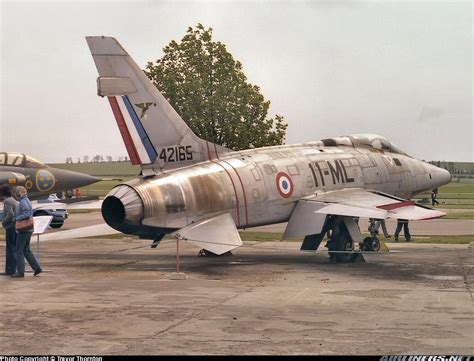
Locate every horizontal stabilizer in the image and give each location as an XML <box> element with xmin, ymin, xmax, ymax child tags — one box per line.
<box><xmin>173</xmin><ymin>213</ymin><xmax>242</xmax><ymax>255</ymax></box>
<box><xmin>39</xmin><ymin>223</ymin><xmax>120</xmax><ymax>242</ymax></box>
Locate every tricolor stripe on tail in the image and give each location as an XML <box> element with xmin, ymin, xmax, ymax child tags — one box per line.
<box><xmin>108</xmin><ymin>95</ymin><xmax>158</xmax><ymax>165</ymax></box>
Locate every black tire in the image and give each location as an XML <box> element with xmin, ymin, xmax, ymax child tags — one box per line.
<box><xmin>371</xmin><ymin>237</ymin><xmax>381</xmax><ymax>252</ymax></box>
<box><xmin>49</xmin><ymin>222</ymin><xmax>63</xmax><ymax>229</ymax></box>
<box><xmin>362</xmin><ymin>236</ymin><xmax>374</xmax><ymax>251</ymax></box>
<box><xmin>328</xmin><ymin>223</ymin><xmax>353</xmax><ymax>262</ymax></box>
<box><xmin>362</xmin><ymin>236</ymin><xmax>380</xmax><ymax>252</ymax></box>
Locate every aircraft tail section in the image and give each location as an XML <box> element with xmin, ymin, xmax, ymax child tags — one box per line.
<box><xmin>86</xmin><ymin>36</ymin><xmax>230</xmax><ymax>171</ymax></box>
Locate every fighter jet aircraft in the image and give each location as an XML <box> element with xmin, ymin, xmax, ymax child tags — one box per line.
<box><xmin>85</xmin><ymin>36</ymin><xmax>451</xmax><ymax>261</ymax></box>
<box><xmin>0</xmin><ymin>152</ymin><xmax>100</xmax><ymax>199</ymax></box>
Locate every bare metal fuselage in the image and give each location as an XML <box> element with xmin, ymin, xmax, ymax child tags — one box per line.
<box><xmin>101</xmin><ymin>143</ymin><xmax>450</xmax><ymax>237</ymax></box>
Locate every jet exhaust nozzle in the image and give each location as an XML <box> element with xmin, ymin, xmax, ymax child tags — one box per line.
<box><xmin>101</xmin><ymin>185</ymin><xmax>143</xmax><ymax>233</ymax></box>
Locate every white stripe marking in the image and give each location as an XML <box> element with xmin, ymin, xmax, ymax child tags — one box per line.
<box><xmin>116</xmin><ymin>96</ymin><xmax>151</xmax><ymax>164</ymax></box>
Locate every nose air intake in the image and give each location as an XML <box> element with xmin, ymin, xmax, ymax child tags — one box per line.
<box><xmin>101</xmin><ymin>185</ymin><xmax>144</xmax><ymax>233</ymax></box>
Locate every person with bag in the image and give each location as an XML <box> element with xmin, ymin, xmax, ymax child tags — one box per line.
<box><xmin>0</xmin><ymin>185</ymin><xmax>18</xmax><ymax>275</ymax></box>
<box><xmin>11</xmin><ymin>186</ymin><xmax>42</xmax><ymax>278</ymax></box>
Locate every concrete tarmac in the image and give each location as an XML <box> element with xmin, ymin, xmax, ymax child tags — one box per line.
<box><xmin>0</xmin><ymin>236</ymin><xmax>473</xmax><ymax>355</ymax></box>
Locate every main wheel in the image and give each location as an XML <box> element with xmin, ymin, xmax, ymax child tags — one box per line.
<box><xmin>328</xmin><ymin>223</ymin><xmax>353</xmax><ymax>262</ymax></box>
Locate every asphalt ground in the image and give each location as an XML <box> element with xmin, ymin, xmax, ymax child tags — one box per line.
<box><xmin>0</xmin><ymin>233</ymin><xmax>473</xmax><ymax>355</ymax></box>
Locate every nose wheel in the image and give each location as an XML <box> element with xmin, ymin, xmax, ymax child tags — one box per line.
<box><xmin>361</xmin><ymin>236</ymin><xmax>380</xmax><ymax>252</ymax></box>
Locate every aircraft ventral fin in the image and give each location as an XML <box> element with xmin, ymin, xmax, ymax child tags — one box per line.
<box><xmin>304</xmin><ymin>188</ymin><xmax>446</xmax><ymax>221</ymax></box>
<box><xmin>173</xmin><ymin>213</ymin><xmax>242</xmax><ymax>255</ymax></box>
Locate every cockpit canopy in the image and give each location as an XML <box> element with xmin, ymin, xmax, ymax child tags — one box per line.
<box><xmin>0</xmin><ymin>152</ymin><xmax>45</xmax><ymax>168</ymax></box>
<box><xmin>321</xmin><ymin>134</ymin><xmax>408</xmax><ymax>156</ymax></box>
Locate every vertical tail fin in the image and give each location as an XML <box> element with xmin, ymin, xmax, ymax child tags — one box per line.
<box><xmin>86</xmin><ymin>36</ymin><xmax>229</xmax><ymax>171</ymax></box>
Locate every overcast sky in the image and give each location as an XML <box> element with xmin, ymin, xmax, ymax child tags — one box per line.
<box><xmin>1</xmin><ymin>0</ymin><xmax>472</xmax><ymax>163</ymax></box>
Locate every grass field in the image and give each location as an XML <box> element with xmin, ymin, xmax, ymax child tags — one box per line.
<box><xmin>48</xmin><ymin>162</ymin><xmax>140</xmax><ymax>176</ymax></box>
<box><xmin>238</xmin><ymin>232</ymin><xmax>473</xmax><ymax>244</ymax></box>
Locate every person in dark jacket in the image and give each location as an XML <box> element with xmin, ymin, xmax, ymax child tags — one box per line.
<box><xmin>1</xmin><ymin>185</ymin><xmax>18</xmax><ymax>275</ymax></box>
<box><xmin>374</xmin><ymin>219</ymin><xmax>391</xmax><ymax>238</ymax></box>
<box><xmin>11</xmin><ymin>186</ymin><xmax>42</xmax><ymax>278</ymax></box>
<box><xmin>431</xmin><ymin>188</ymin><xmax>439</xmax><ymax>206</ymax></box>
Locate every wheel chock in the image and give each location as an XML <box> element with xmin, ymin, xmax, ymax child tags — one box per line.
<box><xmin>350</xmin><ymin>253</ymin><xmax>366</xmax><ymax>263</ymax></box>
<box><xmin>379</xmin><ymin>240</ymin><xmax>390</xmax><ymax>253</ymax></box>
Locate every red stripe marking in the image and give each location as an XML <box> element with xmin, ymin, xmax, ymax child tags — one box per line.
<box><xmin>108</xmin><ymin>97</ymin><xmax>141</xmax><ymax>165</ymax></box>
<box><xmin>220</xmin><ymin>160</ymin><xmax>248</xmax><ymax>227</ymax></box>
<box><xmin>213</xmin><ymin>143</ymin><xmax>220</xmax><ymax>160</ymax></box>
<box><xmin>377</xmin><ymin>201</ymin><xmax>416</xmax><ymax>211</ymax></box>
<box><xmin>206</xmin><ymin>142</ymin><xmax>212</xmax><ymax>161</ymax></box>
<box><xmin>211</xmin><ymin>160</ymin><xmax>240</xmax><ymax>227</ymax></box>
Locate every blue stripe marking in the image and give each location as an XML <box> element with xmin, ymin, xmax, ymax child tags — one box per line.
<box><xmin>122</xmin><ymin>96</ymin><xmax>158</xmax><ymax>162</ymax></box>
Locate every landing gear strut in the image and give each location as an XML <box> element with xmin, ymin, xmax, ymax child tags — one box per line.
<box><xmin>324</xmin><ymin>215</ymin><xmax>372</xmax><ymax>263</ymax></box>
<box><xmin>326</xmin><ymin>217</ymin><xmax>358</xmax><ymax>263</ymax></box>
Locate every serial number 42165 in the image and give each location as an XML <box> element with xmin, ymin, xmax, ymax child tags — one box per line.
<box><xmin>159</xmin><ymin>146</ymin><xmax>193</xmax><ymax>162</ymax></box>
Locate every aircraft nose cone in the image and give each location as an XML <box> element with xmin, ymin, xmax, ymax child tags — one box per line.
<box><xmin>439</xmin><ymin>167</ymin><xmax>452</xmax><ymax>185</ymax></box>
<box><xmin>429</xmin><ymin>165</ymin><xmax>451</xmax><ymax>188</ymax></box>
<box><xmin>53</xmin><ymin>169</ymin><xmax>100</xmax><ymax>190</ymax></box>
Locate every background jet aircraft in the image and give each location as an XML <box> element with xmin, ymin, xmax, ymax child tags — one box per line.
<box><xmin>0</xmin><ymin>152</ymin><xmax>99</xmax><ymax>199</ymax></box>
<box><xmin>84</xmin><ymin>36</ymin><xmax>451</xmax><ymax>261</ymax></box>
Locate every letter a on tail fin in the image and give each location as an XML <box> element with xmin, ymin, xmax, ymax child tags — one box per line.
<box><xmin>86</xmin><ymin>36</ymin><xmax>230</xmax><ymax>172</ymax></box>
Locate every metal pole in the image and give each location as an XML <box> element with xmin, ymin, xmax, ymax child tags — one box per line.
<box><xmin>36</xmin><ymin>234</ymin><xmax>40</xmax><ymax>262</ymax></box>
<box><xmin>176</xmin><ymin>234</ymin><xmax>180</xmax><ymax>273</ymax></box>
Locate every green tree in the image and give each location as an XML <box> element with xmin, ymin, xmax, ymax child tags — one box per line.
<box><xmin>145</xmin><ymin>24</ymin><xmax>287</xmax><ymax>150</ymax></box>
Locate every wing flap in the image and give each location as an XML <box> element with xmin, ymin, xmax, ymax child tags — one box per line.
<box><xmin>315</xmin><ymin>203</ymin><xmax>388</xmax><ymax>219</ymax></box>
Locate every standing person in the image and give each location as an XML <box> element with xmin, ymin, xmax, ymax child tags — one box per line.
<box><xmin>394</xmin><ymin>219</ymin><xmax>411</xmax><ymax>242</ymax></box>
<box><xmin>368</xmin><ymin>218</ymin><xmax>377</xmax><ymax>237</ymax></box>
<box><xmin>1</xmin><ymin>186</ymin><xmax>18</xmax><ymax>275</ymax></box>
<box><xmin>11</xmin><ymin>186</ymin><xmax>42</xmax><ymax>278</ymax></box>
<box><xmin>431</xmin><ymin>188</ymin><xmax>439</xmax><ymax>206</ymax></box>
<box><xmin>374</xmin><ymin>219</ymin><xmax>391</xmax><ymax>238</ymax></box>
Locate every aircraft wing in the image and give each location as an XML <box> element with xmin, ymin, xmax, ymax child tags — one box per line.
<box><xmin>283</xmin><ymin>188</ymin><xmax>445</xmax><ymax>240</ymax></box>
<box><xmin>309</xmin><ymin>188</ymin><xmax>446</xmax><ymax>220</ymax></box>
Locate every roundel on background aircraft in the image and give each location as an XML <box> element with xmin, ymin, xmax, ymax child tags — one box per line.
<box><xmin>36</xmin><ymin>169</ymin><xmax>55</xmax><ymax>192</ymax></box>
<box><xmin>276</xmin><ymin>172</ymin><xmax>294</xmax><ymax>198</ymax></box>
